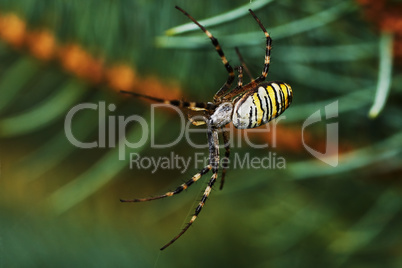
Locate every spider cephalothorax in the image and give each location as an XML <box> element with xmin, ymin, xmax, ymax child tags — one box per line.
<box><xmin>121</xmin><ymin>6</ymin><xmax>293</xmax><ymax>250</ymax></box>
<box><xmin>209</xmin><ymin>102</ymin><xmax>233</xmax><ymax>128</ymax></box>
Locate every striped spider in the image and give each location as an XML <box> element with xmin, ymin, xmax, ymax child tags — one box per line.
<box><xmin>121</xmin><ymin>6</ymin><xmax>293</xmax><ymax>250</ymax></box>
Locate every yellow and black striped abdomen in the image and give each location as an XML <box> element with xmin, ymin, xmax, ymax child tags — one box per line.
<box><xmin>232</xmin><ymin>82</ymin><xmax>292</xmax><ymax>129</ymax></box>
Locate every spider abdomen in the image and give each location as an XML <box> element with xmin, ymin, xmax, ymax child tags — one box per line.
<box><xmin>232</xmin><ymin>82</ymin><xmax>292</xmax><ymax>129</ymax></box>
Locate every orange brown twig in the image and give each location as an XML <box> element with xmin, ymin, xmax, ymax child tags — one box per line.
<box><xmin>0</xmin><ymin>10</ymin><xmax>181</xmax><ymax>99</ymax></box>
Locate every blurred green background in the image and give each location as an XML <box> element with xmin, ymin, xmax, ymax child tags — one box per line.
<box><xmin>1</xmin><ymin>0</ymin><xmax>402</xmax><ymax>267</ymax></box>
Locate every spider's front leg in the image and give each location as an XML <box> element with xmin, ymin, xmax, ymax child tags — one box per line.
<box><xmin>120</xmin><ymin>115</ymin><xmax>212</xmax><ymax>203</ymax></box>
<box><xmin>160</xmin><ymin>124</ymin><xmax>220</xmax><ymax>250</ymax></box>
<box><xmin>188</xmin><ymin>114</ymin><xmax>208</xmax><ymax>127</ymax></box>
<box><xmin>120</xmin><ymin>165</ymin><xmax>212</xmax><ymax>202</ymax></box>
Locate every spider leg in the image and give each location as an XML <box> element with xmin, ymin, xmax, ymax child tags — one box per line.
<box><xmin>189</xmin><ymin>119</ymin><xmax>207</xmax><ymax>126</ymax></box>
<box><xmin>221</xmin><ymin>64</ymin><xmax>245</xmax><ymax>101</ymax></box>
<box><xmin>235</xmin><ymin>47</ymin><xmax>253</xmax><ymax>81</ymax></box>
<box><xmin>223</xmin><ymin>9</ymin><xmax>272</xmax><ymax>99</ymax></box>
<box><xmin>220</xmin><ymin>129</ymin><xmax>230</xmax><ymax>190</ymax></box>
<box><xmin>120</xmin><ymin>165</ymin><xmax>212</xmax><ymax>202</ymax></box>
<box><xmin>175</xmin><ymin>6</ymin><xmax>235</xmax><ymax>101</ymax></box>
<box><xmin>236</xmin><ymin>65</ymin><xmax>243</xmax><ymax>88</ymax></box>
<box><xmin>188</xmin><ymin>115</ymin><xmax>208</xmax><ymax>126</ymax></box>
<box><xmin>221</xmin><ymin>65</ymin><xmax>245</xmax><ymax>101</ymax></box>
<box><xmin>160</xmin><ymin>125</ymin><xmax>220</xmax><ymax>250</ymax></box>
<box><xmin>248</xmin><ymin>9</ymin><xmax>271</xmax><ymax>84</ymax></box>
<box><xmin>160</xmin><ymin>170</ymin><xmax>218</xmax><ymax>250</ymax></box>
<box><xmin>120</xmin><ymin>90</ymin><xmax>215</xmax><ymax>111</ymax></box>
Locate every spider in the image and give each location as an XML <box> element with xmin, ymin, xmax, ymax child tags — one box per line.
<box><xmin>120</xmin><ymin>6</ymin><xmax>293</xmax><ymax>250</ymax></box>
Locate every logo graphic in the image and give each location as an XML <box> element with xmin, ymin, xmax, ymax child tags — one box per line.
<box><xmin>302</xmin><ymin>101</ymin><xmax>338</xmax><ymax>167</ymax></box>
